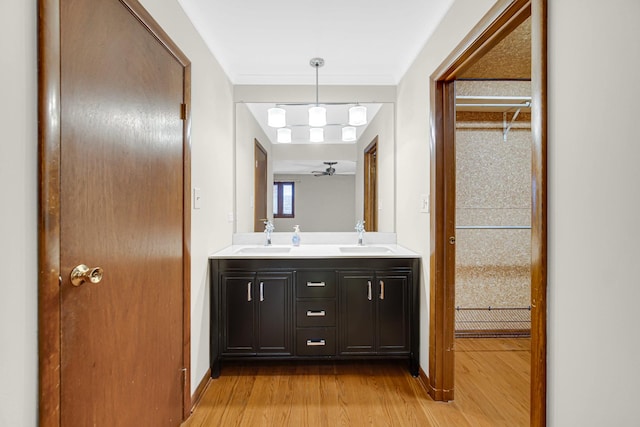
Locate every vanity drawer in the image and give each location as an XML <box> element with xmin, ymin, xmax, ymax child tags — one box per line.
<box><xmin>296</xmin><ymin>271</ymin><xmax>335</xmax><ymax>298</ymax></box>
<box><xmin>296</xmin><ymin>328</ymin><xmax>336</xmax><ymax>356</ymax></box>
<box><xmin>296</xmin><ymin>300</ymin><xmax>336</xmax><ymax>327</ymax></box>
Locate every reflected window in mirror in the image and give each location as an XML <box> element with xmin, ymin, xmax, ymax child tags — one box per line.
<box><xmin>274</xmin><ymin>181</ymin><xmax>295</xmax><ymax>218</ymax></box>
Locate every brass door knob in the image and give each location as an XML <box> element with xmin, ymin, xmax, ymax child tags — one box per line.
<box><xmin>70</xmin><ymin>264</ymin><xmax>104</xmax><ymax>287</ymax></box>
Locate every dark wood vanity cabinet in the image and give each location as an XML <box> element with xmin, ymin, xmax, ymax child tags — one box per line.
<box><xmin>210</xmin><ymin>258</ymin><xmax>419</xmax><ymax>378</ymax></box>
<box><xmin>339</xmin><ymin>271</ymin><xmax>410</xmax><ymax>355</ymax></box>
<box><xmin>220</xmin><ymin>272</ymin><xmax>292</xmax><ymax>357</ymax></box>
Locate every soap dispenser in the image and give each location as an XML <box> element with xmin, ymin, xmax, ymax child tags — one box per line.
<box><xmin>292</xmin><ymin>225</ymin><xmax>301</xmax><ymax>246</ymax></box>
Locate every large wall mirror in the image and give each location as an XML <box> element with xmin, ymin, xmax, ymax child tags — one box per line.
<box><xmin>235</xmin><ymin>100</ymin><xmax>396</xmax><ymax>233</ymax></box>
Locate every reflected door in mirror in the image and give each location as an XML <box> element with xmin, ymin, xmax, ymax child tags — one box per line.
<box><xmin>254</xmin><ymin>140</ymin><xmax>267</xmax><ymax>231</ymax></box>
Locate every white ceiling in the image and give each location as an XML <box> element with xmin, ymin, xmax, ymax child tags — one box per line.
<box><xmin>176</xmin><ymin>0</ymin><xmax>454</xmax><ymax>85</ymax></box>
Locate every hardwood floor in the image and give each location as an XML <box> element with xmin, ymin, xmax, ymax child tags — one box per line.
<box><xmin>183</xmin><ymin>338</ymin><xmax>530</xmax><ymax>427</ymax></box>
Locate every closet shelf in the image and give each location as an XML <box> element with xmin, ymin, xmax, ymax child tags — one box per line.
<box><xmin>456</xmin><ymin>95</ymin><xmax>531</xmax><ymax>112</ymax></box>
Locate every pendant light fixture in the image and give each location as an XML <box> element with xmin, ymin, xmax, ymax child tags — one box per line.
<box><xmin>348</xmin><ymin>105</ymin><xmax>367</xmax><ymax>126</ymax></box>
<box><xmin>342</xmin><ymin>126</ymin><xmax>357</xmax><ymax>142</ymax></box>
<box><xmin>308</xmin><ymin>57</ymin><xmax>327</xmax><ymax>127</ymax></box>
<box><xmin>309</xmin><ymin>127</ymin><xmax>324</xmax><ymax>143</ymax></box>
<box><xmin>266</xmin><ymin>58</ymin><xmax>369</xmax><ymax>143</ymax></box>
<box><xmin>277</xmin><ymin>128</ymin><xmax>292</xmax><ymax>143</ymax></box>
<box><xmin>267</xmin><ymin>107</ymin><xmax>286</xmax><ymax>128</ymax></box>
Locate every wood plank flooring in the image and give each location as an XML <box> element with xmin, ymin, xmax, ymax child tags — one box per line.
<box><xmin>182</xmin><ymin>338</ymin><xmax>530</xmax><ymax>427</ymax></box>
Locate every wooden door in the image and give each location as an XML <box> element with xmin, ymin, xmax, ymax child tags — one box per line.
<box><xmin>44</xmin><ymin>0</ymin><xmax>191</xmax><ymax>425</ymax></box>
<box><xmin>364</xmin><ymin>138</ymin><xmax>378</xmax><ymax>231</ymax></box>
<box><xmin>254</xmin><ymin>141</ymin><xmax>268</xmax><ymax>231</ymax></box>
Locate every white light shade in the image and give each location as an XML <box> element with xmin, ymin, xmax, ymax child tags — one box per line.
<box><xmin>277</xmin><ymin>128</ymin><xmax>291</xmax><ymax>143</ymax></box>
<box><xmin>342</xmin><ymin>127</ymin><xmax>357</xmax><ymax>142</ymax></box>
<box><xmin>309</xmin><ymin>127</ymin><xmax>324</xmax><ymax>143</ymax></box>
<box><xmin>308</xmin><ymin>106</ymin><xmax>327</xmax><ymax>127</ymax></box>
<box><xmin>267</xmin><ymin>107</ymin><xmax>286</xmax><ymax>128</ymax></box>
<box><xmin>348</xmin><ymin>105</ymin><xmax>367</xmax><ymax>126</ymax></box>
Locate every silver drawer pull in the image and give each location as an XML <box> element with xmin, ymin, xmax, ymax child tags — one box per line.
<box><xmin>247</xmin><ymin>282</ymin><xmax>252</xmax><ymax>302</ymax></box>
<box><xmin>306</xmin><ymin>339</ymin><xmax>326</xmax><ymax>346</ymax></box>
<box><xmin>306</xmin><ymin>281</ymin><xmax>326</xmax><ymax>287</ymax></box>
<box><xmin>306</xmin><ymin>310</ymin><xmax>326</xmax><ymax>317</ymax></box>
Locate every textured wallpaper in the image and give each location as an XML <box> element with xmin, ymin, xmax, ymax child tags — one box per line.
<box><xmin>455</xmin><ymin>80</ymin><xmax>531</xmax><ymax>315</ymax></box>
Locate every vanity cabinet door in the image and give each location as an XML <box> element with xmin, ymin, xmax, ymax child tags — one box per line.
<box><xmin>375</xmin><ymin>272</ymin><xmax>410</xmax><ymax>354</ymax></box>
<box><xmin>255</xmin><ymin>273</ymin><xmax>293</xmax><ymax>355</ymax></box>
<box><xmin>339</xmin><ymin>272</ymin><xmax>376</xmax><ymax>354</ymax></box>
<box><xmin>221</xmin><ymin>272</ymin><xmax>292</xmax><ymax>356</ymax></box>
<box><xmin>221</xmin><ymin>273</ymin><xmax>256</xmax><ymax>354</ymax></box>
<box><xmin>338</xmin><ymin>270</ymin><xmax>411</xmax><ymax>355</ymax></box>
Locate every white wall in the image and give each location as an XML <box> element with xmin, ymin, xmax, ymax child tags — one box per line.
<box><xmin>397</xmin><ymin>0</ymin><xmax>640</xmax><ymax>425</ymax></box>
<box><xmin>273</xmin><ymin>174</ymin><xmax>356</xmax><ymax>232</ymax></box>
<box><xmin>547</xmin><ymin>1</ymin><xmax>640</xmax><ymax>425</ymax></box>
<box><xmin>0</xmin><ymin>1</ymin><xmax>38</xmax><ymax>425</ymax></box>
<box><xmin>0</xmin><ymin>1</ymin><xmax>234</xmax><ymax>425</ymax></box>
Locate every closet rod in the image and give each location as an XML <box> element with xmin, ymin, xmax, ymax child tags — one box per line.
<box><xmin>456</xmin><ymin>102</ymin><xmax>531</xmax><ymax>108</ymax></box>
<box><xmin>455</xmin><ymin>225</ymin><xmax>531</xmax><ymax>230</ymax></box>
<box><xmin>456</xmin><ymin>306</ymin><xmax>532</xmax><ymax>311</ymax></box>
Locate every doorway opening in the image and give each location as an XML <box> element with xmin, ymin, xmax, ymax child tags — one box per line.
<box><xmin>429</xmin><ymin>0</ymin><xmax>547</xmax><ymax>425</ymax></box>
<box><xmin>454</xmin><ymin>62</ymin><xmax>533</xmax><ymax>338</ymax></box>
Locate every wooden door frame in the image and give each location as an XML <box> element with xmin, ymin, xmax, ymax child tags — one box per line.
<box><xmin>37</xmin><ymin>0</ymin><xmax>192</xmax><ymax>425</ymax></box>
<box><xmin>364</xmin><ymin>137</ymin><xmax>378</xmax><ymax>232</ymax></box>
<box><xmin>428</xmin><ymin>0</ymin><xmax>547</xmax><ymax>426</ymax></box>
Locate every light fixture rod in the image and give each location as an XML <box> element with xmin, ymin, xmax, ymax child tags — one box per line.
<box><xmin>310</xmin><ymin>57</ymin><xmax>324</xmax><ymax>106</ymax></box>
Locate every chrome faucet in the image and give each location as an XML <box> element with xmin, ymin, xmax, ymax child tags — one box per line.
<box><xmin>264</xmin><ymin>220</ymin><xmax>274</xmax><ymax>246</ymax></box>
<box><xmin>355</xmin><ymin>220</ymin><xmax>365</xmax><ymax>246</ymax></box>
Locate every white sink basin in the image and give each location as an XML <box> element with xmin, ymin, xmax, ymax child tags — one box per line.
<box><xmin>339</xmin><ymin>246</ymin><xmax>394</xmax><ymax>254</ymax></box>
<box><xmin>234</xmin><ymin>246</ymin><xmax>291</xmax><ymax>254</ymax></box>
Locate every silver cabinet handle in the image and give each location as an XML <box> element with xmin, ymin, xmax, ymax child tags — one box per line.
<box><xmin>367</xmin><ymin>281</ymin><xmax>372</xmax><ymax>301</ymax></box>
<box><xmin>247</xmin><ymin>282</ymin><xmax>252</xmax><ymax>302</ymax></box>
<box><xmin>306</xmin><ymin>339</ymin><xmax>326</xmax><ymax>346</ymax></box>
<box><xmin>306</xmin><ymin>310</ymin><xmax>326</xmax><ymax>317</ymax></box>
<box><xmin>380</xmin><ymin>280</ymin><xmax>385</xmax><ymax>300</ymax></box>
<box><xmin>259</xmin><ymin>281</ymin><xmax>264</xmax><ymax>302</ymax></box>
<box><xmin>306</xmin><ymin>281</ymin><xmax>326</xmax><ymax>287</ymax></box>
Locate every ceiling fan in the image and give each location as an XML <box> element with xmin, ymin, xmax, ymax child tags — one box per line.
<box><xmin>312</xmin><ymin>161</ymin><xmax>337</xmax><ymax>177</ymax></box>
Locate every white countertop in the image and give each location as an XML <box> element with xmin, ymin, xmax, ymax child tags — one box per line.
<box><xmin>209</xmin><ymin>243</ymin><xmax>420</xmax><ymax>259</ymax></box>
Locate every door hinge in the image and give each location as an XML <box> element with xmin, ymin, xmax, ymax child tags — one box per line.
<box><xmin>180</xmin><ymin>103</ymin><xmax>187</xmax><ymax>120</ymax></box>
